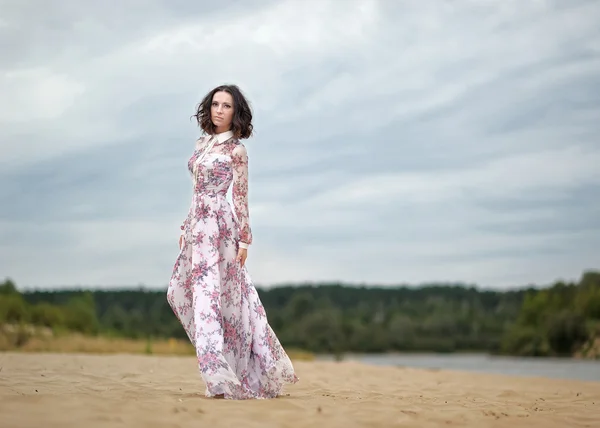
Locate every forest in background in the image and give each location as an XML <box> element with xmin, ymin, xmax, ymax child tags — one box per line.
<box><xmin>1</xmin><ymin>269</ymin><xmax>599</xmax><ymax>358</ymax></box>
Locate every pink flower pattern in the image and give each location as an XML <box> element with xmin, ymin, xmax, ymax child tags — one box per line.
<box><xmin>167</xmin><ymin>134</ymin><xmax>299</xmax><ymax>399</ymax></box>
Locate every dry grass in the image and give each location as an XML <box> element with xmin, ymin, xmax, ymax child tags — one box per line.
<box><xmin>17</xmin><ymin>333</ymin><xmax>197</xmax><ymax>355</ymax></box>
<box><xmin>0</xmin><ymin>324</ymin><xmax>315</xmax><ymax>361</ymax></box>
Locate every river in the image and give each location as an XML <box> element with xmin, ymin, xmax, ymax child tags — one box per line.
<box><xmin>316</xmin><ymin>353</ymin><xmax>600</xmax><ymax>382</ymax></box>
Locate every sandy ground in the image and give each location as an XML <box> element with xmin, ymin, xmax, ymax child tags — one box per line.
<box><xmin>0</xmin><ymin>352</ymin><xmax>599</xmax><ymax>428</ymax></box>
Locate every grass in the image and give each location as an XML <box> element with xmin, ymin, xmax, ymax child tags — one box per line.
<box><xmin>0</xmin><ymin>324</ymin><xmax>315</xmax><ymax>361</ymax></box>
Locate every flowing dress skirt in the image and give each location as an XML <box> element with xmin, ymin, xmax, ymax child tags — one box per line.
<box><xmin>167</xmin><ymin>190</ymin><xmax>298</xmax><ymax>399</ymax></box>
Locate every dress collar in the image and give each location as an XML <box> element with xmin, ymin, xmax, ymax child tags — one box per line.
<box><xmin>214</xmin><ymin>130</ymin><xmax>234</xmax><ymax>144</ymax></box>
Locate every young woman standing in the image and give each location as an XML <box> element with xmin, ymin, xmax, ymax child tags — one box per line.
<box><xmin>167</xmin><ymin>84</ymin><xmax>298</xmax><ymax>399</ymax></box>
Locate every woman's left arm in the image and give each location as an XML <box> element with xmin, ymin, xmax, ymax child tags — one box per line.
<box><xmin>232</xmin><ymin>144</ymin><xmax>253</xmax><ymax>263</ymax></box>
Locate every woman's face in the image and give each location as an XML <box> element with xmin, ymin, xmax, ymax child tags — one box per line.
<box><xmin>211</xmin><ymin>91</ymin><xmax>234</xmax><ymax>132</ymax></box>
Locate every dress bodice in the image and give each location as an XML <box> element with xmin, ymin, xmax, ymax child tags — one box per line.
<box><xmin>189</xmin><ymin>147</ymin><xmax>235</xmax><ymax>195</ymax></box>
<box><xmin>186</xmin><ymin>131</ymin><xmax>252</xmax><ymax>247</ymax></box>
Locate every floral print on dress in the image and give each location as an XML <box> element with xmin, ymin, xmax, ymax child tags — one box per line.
<box><xmin>167</xmin><ymin>132</ymin><xmax>298</xmax><ymax>399</ymax></box>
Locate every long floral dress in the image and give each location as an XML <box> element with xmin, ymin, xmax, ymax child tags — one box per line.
<box><xmin>167</xmin><ymin>130</ymin><xmax>298</xmax><ymax>399</ymax></box>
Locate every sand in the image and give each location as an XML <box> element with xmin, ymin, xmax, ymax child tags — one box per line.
<box><xmin>0</xmin><ymin>352</ymin><xmax>598</xmax><ymax>428</ymax></box>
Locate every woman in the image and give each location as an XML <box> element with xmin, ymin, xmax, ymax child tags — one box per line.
<box><xmin>167</xmin><ymin>84</ymin><xmax>299</xmax><ymax>399</ymax></box>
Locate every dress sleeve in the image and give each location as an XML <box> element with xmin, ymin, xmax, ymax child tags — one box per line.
<box><xmin>231</xmin><ymin>144</ymin><xmax>252</xmax><ymax>248</ymax></box>
<box><xmin>181</xmin><ymin>137</ymin><xmax>205</xmax><ymax>235</ymax></box>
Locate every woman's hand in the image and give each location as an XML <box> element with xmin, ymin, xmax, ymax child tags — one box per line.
<box><xmin>236</xmin><ymin>248</ymin><xmax>248</xmax><ymax>267</ymax></box>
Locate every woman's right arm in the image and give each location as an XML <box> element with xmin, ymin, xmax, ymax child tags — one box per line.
<box><xmin>179</xmin><ymin>136</ymin><xmax>205</xmax><ymax>249</ymax></box>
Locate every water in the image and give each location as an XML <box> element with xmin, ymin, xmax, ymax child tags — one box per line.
<box><xmin>317</xmin><ymin>353</ymin><xmax>600</xmax><ymax>383</ymax></box>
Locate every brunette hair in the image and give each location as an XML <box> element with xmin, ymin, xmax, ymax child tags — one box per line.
<box><xmin>192</xmin><ymin>84</ymin><xmax>254</xmax><ymax>139</ymax></box>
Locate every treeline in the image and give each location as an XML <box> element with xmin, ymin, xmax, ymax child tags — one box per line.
<box><xmin>501</xmin><ymin>271</ymin><xmax>600</xmax><ymax>357</ymax></box>
<box><xmin>1</xmin><ymin>270</ymin><xmax>599</xmax><ymax>357</ymax></box>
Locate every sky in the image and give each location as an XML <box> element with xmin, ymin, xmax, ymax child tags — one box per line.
<box><xmin>1</xmin><ymin>0</ymin><xmax>599</xmax><ymax>290</ymax></box>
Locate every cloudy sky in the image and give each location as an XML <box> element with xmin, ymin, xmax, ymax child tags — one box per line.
<box><xmin>1</xmin><ymin>0</ymin><xmax>599</xmax><ymax>290</ymax></box>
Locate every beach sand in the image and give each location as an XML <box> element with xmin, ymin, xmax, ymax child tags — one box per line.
<box><xmin>0</xmin><ymin>352</ymin><xmax>598</xmax><ymax>427</ymax></box>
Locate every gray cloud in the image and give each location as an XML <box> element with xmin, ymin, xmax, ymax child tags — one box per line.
<box><xmin>0</xmin><ymin>0</ymin><xmax>274</xmax><ymax>68</ymax></box>
<box><xmin>1</xmin><ymin>0</ymin><xmax>599</xmax><ymax>289</ymax></box>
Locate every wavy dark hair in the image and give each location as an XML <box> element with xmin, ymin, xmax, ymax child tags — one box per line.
<box><xmin>192</xmin><ymin>84</ymin><xmax>254</xmax><ymax>140</ymax></box>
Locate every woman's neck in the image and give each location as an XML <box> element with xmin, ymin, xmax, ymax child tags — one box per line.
<box><xmin>215</xmin><ymin>126</ymin><xmax>230</xmax><ymax>135</ymax></box>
